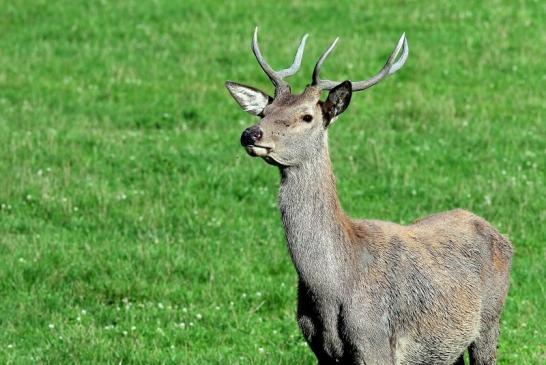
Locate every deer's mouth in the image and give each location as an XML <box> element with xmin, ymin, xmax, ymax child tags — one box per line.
<box><xmin>245</xmin><ymin>145</ymin><xmax>271</xmax><ymax>157</ymax></box>
<box><xmin>244</xmin><ymin>145</ymin><xmax>286</xmax><ymax>167</ymax></box>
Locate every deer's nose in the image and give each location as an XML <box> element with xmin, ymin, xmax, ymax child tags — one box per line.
<box><xmin>240</xmin><ymin>126</ymin><xmax>263</xmax><ymax>146</ymax></box>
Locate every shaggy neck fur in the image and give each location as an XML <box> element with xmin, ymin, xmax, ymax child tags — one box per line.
<box><xmin>278</xmin><ymin>136</ymin><xmax>353</xmax><ymax>294</ymax></box>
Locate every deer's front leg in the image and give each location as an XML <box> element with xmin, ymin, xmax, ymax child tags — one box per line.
<box><xmin>341</xmin><ymin>331</ymin><xmax>396</xmax><ymax>365</ymax></box>
<box><xmin>297</xmin><ymin>282</ymin><xmax>344</xmax><ymax>364</ymax></box>
<box><xmin>339</xmin><ymin>302</ymin><xmax>396</xmax><ymax>365</ymax></box>
<box><xmin>298</xmin><ymin>306</ymin><xmax>338</xmax><ymax>364</ymax></box>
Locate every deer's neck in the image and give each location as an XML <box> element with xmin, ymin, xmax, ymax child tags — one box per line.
<box><xmin>278</xmin><ymin>143</ymin><xmax>353</xmax><ymax>293</ymax></box>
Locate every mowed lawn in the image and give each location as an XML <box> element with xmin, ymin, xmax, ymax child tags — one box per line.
<box><xmin>0</xmin><ymin>0</ymin><xmax>544</xmax><ymax>363</ymax></box>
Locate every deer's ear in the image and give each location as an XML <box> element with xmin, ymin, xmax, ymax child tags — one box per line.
<box><xmin>225</xmin><ymin>81</ymin><xmax>272</xmax><ymax>116</ymax></box>
<box><xmin>322</xmin><ymin>80</ymin><xmax>352</xmax><ymax>126</ymax></box>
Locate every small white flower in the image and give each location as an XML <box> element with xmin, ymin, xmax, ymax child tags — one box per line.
<box><xmin>76</xmin><ymin>316</ymin><xmax>81</xmax><ymax>322</ymax></box>
<box><xmin>48</xmin><ymin>324</ymin><xmax>54</xmax><ymax>329</ymax></box>
<box><xmin>158</xmin><ymin>303</ymin><xmax>164</xmax><ymax>309</ymax></box>
<box><xmin>215</xmin><ymin>306</ymin><xmax>220</xmax><ymax>310</ymax></box>
<box><xmin>258</xmin><ymin>347</ymin><xmax>265</xmax><ymax>353</ymax></box>
<box><xmin>81</xmin><ymin>309</ymin><xmax>87</xmax><ymax>315</ymax></box>
<box><xmin>122</xmin><ymin>331</ymin><xmax>128</xmax><ymax>336</ymax></box>
<box><xmin>196</xmin><ymin>313</ymin><xmax>202</xmax><ymax>320</ymax></box>
<box><xmin>256</xmin><ymin>292</ymin><xmax>262</xmax><ymax>297</ymax></box>
<box><xmin>131</xmin><ymin>326</ymin><xmax>136</xmax><ymax>331</ymax></box>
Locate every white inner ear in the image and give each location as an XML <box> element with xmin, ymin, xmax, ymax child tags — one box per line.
<box><xmin>227</xmin><ymin>83</ymin><xmax>269</xmax><ymax>116</ymax></box>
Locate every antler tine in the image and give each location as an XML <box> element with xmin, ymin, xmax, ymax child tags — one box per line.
<box><xmin>277</xmin><ymin>33</ymin><xmax>309</xmax><ymax>78</ymax></box>
<box><xmin>387</xmin><ymin>33</ymin><xmax>409</xmax><ymax>75</ymax></box>
<box><xmin>252</xmin><ymin>27</ymin><xmax>309</xmax><ymax>90</ymax></box>
<box><xmin>315</xmin><ymin>33</ymin><xmax>409</xmax><ymax>91</ymax></box>
<box><xmin>312</xmin><ymin>37</ymin><xmax>339</xmax><ymax>86</ymax></box>
<box><xmin>252</xmin><ymin>27</ymin><xmax>279</xmax><ymax>86</ymax></box>
<box><xmin>349</xmin><ymin>33</ymin><xmax>408</xmax><ymax>91</ymax></box>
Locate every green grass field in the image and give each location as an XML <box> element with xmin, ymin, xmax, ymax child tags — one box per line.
<box><xmin>0</xmin><ymin>0</ymin><xmax>544</xmax><ymax>363</ymax></box>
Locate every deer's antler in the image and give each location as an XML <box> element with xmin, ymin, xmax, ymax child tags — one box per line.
<box><xmin>312</xmin><ymin>33</ymin><xmax>409</xmax><ymax>91</ymax></box>
<box><xmin>252</xmin><ymin>27</ymin><xmax>308</xmax><ymax>94</ymax></box>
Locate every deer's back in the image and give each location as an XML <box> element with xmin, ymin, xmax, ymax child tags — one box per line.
<box><xmin>356</xmin><ymin>208</ymin><xmax>512</xmax><ymax>283</ymax></box>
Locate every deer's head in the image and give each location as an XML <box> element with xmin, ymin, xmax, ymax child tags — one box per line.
<box><xmin>226</xmin><ymin>28</ymin><xmax>408</xmax><ymax>167</ymax></box>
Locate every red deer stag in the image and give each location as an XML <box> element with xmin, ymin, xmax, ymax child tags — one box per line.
<box><xmin>226</xmin><ymin>28</ymin><xmax>512</xmax><ymax>365</ymax></box>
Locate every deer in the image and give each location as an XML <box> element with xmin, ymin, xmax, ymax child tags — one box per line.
<box><xmin>225</xmin><ymin>28</ymin><xmax>512</xmax><ymax>365</ymax></box>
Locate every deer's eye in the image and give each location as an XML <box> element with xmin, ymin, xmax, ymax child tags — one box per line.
<box><xmin>302</xmin><ymin>114</ymin><xmax>313</xmax><ymax>123</ymax></box>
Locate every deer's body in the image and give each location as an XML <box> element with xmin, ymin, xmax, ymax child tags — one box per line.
<box><xmin>281</xmin><ymin>143</ymin><xmax>511</xmax><ymax>364</ymax></box>
<box><xmin>226</xmin><ymin>28</ymin><xmax>512</xmax><ymax>364</ymax></box>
